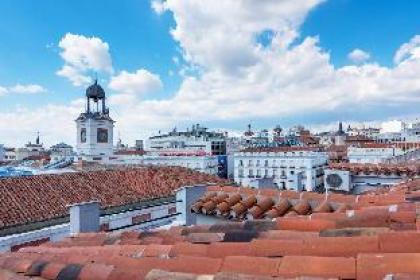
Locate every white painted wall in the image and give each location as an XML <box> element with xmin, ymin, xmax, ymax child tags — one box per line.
<box><xmin>76</xmin><ymin>118</ymin><xmax>114</xmax><ymax>158</ymax></box>
<box><xmin>0</xmin><ymin>202</ymin><xmax>176</xmax><ymax>252</ymax></box>
<box><xmin>347</xmin><ymin>147</ymin><xmax>404</xmax><ymax>163</ymax></box>
<box><xmin>234</xmin><ymin>151</ymin><xmax>328</xmax><ymax>191</ymax></box>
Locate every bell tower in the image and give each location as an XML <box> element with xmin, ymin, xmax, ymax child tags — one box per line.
<box><xmin>75</xmin><ymin>80</ymin><xmax>115</xmax><ymax>161</ymax></box>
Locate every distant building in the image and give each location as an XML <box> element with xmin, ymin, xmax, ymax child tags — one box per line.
<box><xmin>142</xmin><ymin>155</ymin><xmax>219</xmax><ymax>175</ymax></box>
<box><xmin>135</xmin><ymin>140</ymin><xmax>144</xmax><ymax>150</ymax></box>
<box><xmin>347</xmin><ymin>144</ymin><xmax>404</xmax><ymax>164</ymax></box>
<box><xmin>4</xmin><ymin>148</ymin><xmax>16</xmax><ymax>161</ymax></box>
<box><xmin>8</xmin><ymin>133</ymin><xmax>47</xmax><ymax>161</ymax></box>
<box><xmin>76</xmin><ymin>80</ymin><xmax>115</xmax><ymax>162</ymax></box>
<box><xmin>334</xmin><ymin>122</ymin><xmax>346</xmax><ymax>146</ymax></box>
<box><xmin>376</xmin><ymin>132</ymin><xmax>403</xmax><ymax>143</ymax></box>
<box><xmin>50</xmin><ymin>143</ymin><xmax>74</xmax><ymax>162</ymax></box>
<box><xmin>234</xmin><ymin>147</ymin><xmax>328</xmax><ymax>191</ymax></box>
<box><xmin>145</xmin><ymin>124</ymin><xmax>226</xmax><ymax>156</ymax></box>
<box><xmin>346</xmin><ymin>125</ymin><xmax>380</xmax><ymax>139</ymax></box>
<box><xmin>0</xmin><ymin>145</ymin><xmax>4</xmax><ymax>162</ymax></box>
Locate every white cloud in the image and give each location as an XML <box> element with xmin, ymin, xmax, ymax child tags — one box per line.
<box><xmin>4</xmin><ymin>1</ymin><xmax>420</xmax><ymax>146</ymax></box>
<box><xmin>0</xmin><ymin>101</ymin><xmax>81</xmax><ymax>147</ymax></box>
<box><xmin>134</xmin><ymin>0</ymin><xmax>420</xmax><ymax>126</ymax></box>
<box><xmin>394</xmin><ymin>35</ymin><xmax>420</xmax><ymax>64</ymax></box>
<box><xmin>56</xmin><ymin>65</ymin><xmax>91</xmax><ymax>87</ymax></box>
<box><xmin>56</xmin><ymin>33</ymin><xmax>113</xmax><ymax>86</ymax></box>
<box><xmin>151</xmin><ymin>0</ymin><xmax>165</xmax><ymax>15</ymax></box>
<box><xmin>8</xmin><ymin>84</ymin><xmax>47</xmax><ymax>94</ymax></box>
<box><xmin>348</xmin><ymin>48</ymin><xmax>370</xmax><ymax>64</ymax></box>
<box><xmin>0</xmin><ymin>86</ymin><xmax>8</xmax><ymax>96</ymax></box>
<box><xmin>108</xmin><ymin>69</ymin><xmax>163</xmax><ymax>96</ymax></box>
<box><xmin>0</xmin><ymin>84</ymin><xmax>47</xmax><ymax>96</ymax></box>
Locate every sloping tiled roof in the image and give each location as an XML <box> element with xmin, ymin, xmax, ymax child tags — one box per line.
<box><xmin>1</xmin><ymin>180</ymin><xmax>420</xmax><ymax>279</ymax></box>
<box><xmin>1</xmin><ymin>197</ymin><xmax>420</xmax><ymax>279</ymax></box>
<box><xmin>0</xmin><ymin>167</ymin><xmax>228</xmax><ymax>229</ymax></box>
<box><xmin>190</xmin><ymin>182</ymin><xmax>420</xmax><ymax>222</ymax></box>
<box><xmin>329</xmin><ymin>162</ymin><xmax>420</xmax><ymax>176</ymax></box>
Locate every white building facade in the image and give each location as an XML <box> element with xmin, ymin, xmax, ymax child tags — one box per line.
<box><xmin>145</xmin><ymin>124</ymin><xmax>226</xmax><ymax>156</ymax></box>
<box><xmin>142</xmin><ymin>155</ymin><xmax>218</xmax><ymax>175</ymax></box>
<box><xmin>347</xmin><ymin>146</ymin><xmax>404</xmax><ymax>164</ymax></box>
<box><xmin>109</xmin><ymin>154</ymin><xmax>219</xmax><ymax>175</ymax></box>
<box><xmin>50</xmin><ymin>143</ymin><xmax>74</xmax><ymax>162</ymax></box>
<box><xmin>234</xmin><ymin>149</ymin><xmax>328</xmax><ymax>191</ymax></box>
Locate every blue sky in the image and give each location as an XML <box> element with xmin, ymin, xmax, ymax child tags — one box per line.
<box><xmin>0</xmin><ymin>0</ymin><xmax>179</xmax><ymax>107</ymax></box>
<box><xmin>0</xmin><ymin>0</ymin><xmax>420</xmax><ymax>146</ymax></box>
<box><xmin>302</xmin><ymin>0</ymin><xmax>420</xmax><ymax>67</ymax></box>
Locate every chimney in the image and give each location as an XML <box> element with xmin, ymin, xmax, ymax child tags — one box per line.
<box><xmin>68</xmin><ymin>201</ymin><xmax>100</xmax><ymax>235</ymax></box>
<box><xmin>175</xmin><ymin>185</ymin><xmax>207</xmax><ymax>226</ymax></box>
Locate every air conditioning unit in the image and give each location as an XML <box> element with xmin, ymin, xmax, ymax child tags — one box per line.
<box><xmin>324</xmin><ymin>169</ymin><xmax>351</xmax><ymax>192</ymax></box>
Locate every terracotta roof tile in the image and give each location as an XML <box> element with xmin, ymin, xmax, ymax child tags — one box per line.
<box><xmin>143</xmin><ymin>244</ymin><xmax>172</xmax><ymax>258</ymax></box>
<box><xmin>220</xmin><ymin>256</ymin><xmax>281</xmax><ymax>276</ymax></box>
<box><xmin>3</xmin><ymin>178</ymin><xmax>420</xmax><ymax>279</ymax></box>
<box><xmin>312</xmin><ymin>200</ymin><xmax>332</xmax><ymax>213</ymax></box>
<box><xmin>379</xmin><ymin>231</ymin><xmax>420</xmax><ymax>253</ymax></box>
<box><xmin>186</xmin><ymin>232</ymin><xmax>225</xmax><ymax>244</ymax></box>
<box><xmin>207</xmin><ymin>243</ymin><xmax>253</xmax><ymax>259</ymax></box>
<box><xmin>302</xmin><ymin>236</ymin><xmax>379</xmax><ymax>257</ymax></box>
<box><xmin>0</xmin><ymin>167</ymin><xmax>229</xmax><ymax>229</ymax></box>
<box><xmin>190</xmin><ymin>187</ymin><xmax>376</xmax><ymax>222</ymax></box>
<box><xmin>389</xmin><ymin>273</ymin><xmax>420</xmax><ymax>280</ymax></box>
<box><xmin>164</xmin><ymin>256</ymin><xmax>222</xmax><ymax>275</ymax></box>
<box><xmin>277</xmin><ymin>256</ymin><xmax>356</xmax><ymax>279</ymax></box>
<box><xmin>169</xmin><ymin>243</ymin><xmax>208</xmax><ymax>257</ymax></box>
<box><xmin>319</xmin><ymin>227</ymin><xmax>390</xmax><ymax>237</ymax></box>
<box><xmin>145</xmin><ymin>269</ymin><xmax>211</xmax><ymax>280</ymax></box>
<box><xmin>251</xmin><ymin>239</ymin><xmax>304</xmax><ymax>257</ymax></box>
<box><xmin>357</xmin><ymin>253</ymin><xmax>420</xmax><ymax>279</ymax></box>
<box><xmin>78</xmin><ymin>263</ymin><xmax>114</xmax><ymax>280</ymax></box>
<box><xmin>257</xmin><ymin>230</ymin><xmax>318</xmax><ymax>240</ymax></box>
<box><xmin>276</xmin><ymin>217</ymin><xmax>337</xmax><ymax>232</ymax></box>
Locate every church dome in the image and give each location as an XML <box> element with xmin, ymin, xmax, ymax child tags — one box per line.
<box><xmin>86</xmin><ymin>80</ymin><xmax>105</xmax><ymax>101</ymax></box>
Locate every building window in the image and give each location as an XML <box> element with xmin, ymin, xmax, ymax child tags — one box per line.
<box><xmin>248</xmin><ymin>169</ymin><xmax>254</xmax><ymax>177</ymax></box>
<box><xmin>239</xmin><ymin>169</ymin><xmax>244</xmax><ymax>178</ymax></box>
<box><xmin>239</xmin><ymin>160</ymin><xmax>243</xmax><ymax>167</ymax></box>
<box><xmin>290</xmin><ymin>170</ymin><xmax>295</xmax><ymax>175</ymax></box>
<box><xmin>264</xmin><ymin>160</ymin><xmax>269</xmax><ymax>167</ymax></box>
<box><xmin>264</xmin><ymin>169</ymin><xmax>268</xmax><ymax>177</ymax></box>
<box><xmin>97</xmin><ymin>128</ymin><xmax>109</xmax><ymax>143</ymax></box>
<box><xmin>256</xmin><ymin>160</ymin><xmax>260</xmax><ymax>167</ymax></box>
<box><xmin>80</xmin><ymin>128</ymin><xmax>86</xmax><ymax>143</ymax></box>
<box><xmin>256</xmin><ymin>169</ymin><xmax>261</xmax><ymax>178</ymax></box>
<box><xmin>248</xmin><ymin>159</ymin><xmax>252</xmax><ymax>166</ymax></box>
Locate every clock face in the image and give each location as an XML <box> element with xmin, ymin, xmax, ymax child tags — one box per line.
<box><xmin>80</xmin><ymin>128</ymin><xmax>86</xmax><ymax>143</ymax></box>
<box><xmin>326</xmin><ymin>174</ymin><xmax>343</xmax><ymax>188</ymax></box>
<box><xmin>97</xmin><ymin>128</ymin><xmax>108</xmax><ymax>143</ymax></box>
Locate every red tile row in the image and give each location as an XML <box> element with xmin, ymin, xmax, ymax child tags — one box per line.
<box><xmin>0</xmin><ymin>166</ymin><xmax>229</xmax><ymax>228</ymax></box>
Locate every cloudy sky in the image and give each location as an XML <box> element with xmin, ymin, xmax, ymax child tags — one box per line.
<box><xmin>0</xmin><ymin>0</ymin><xmax>420</xmax><ymax>146</ymax></box>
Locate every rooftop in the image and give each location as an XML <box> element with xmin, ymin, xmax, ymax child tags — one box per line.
<box><xmin>0</xmin><ymin>167</ymin><xmax>228</xmax><ymax>230</ymax></box>
<box><xmin>0</xmin><ymin>179</ymin><xmax>419</xmax><ymax>279</ymax></box>
<box><xmin>329</xmin><ymin>163</ymin><xmax>420</xmax><ymax>176</ymax></box>
<box><xmin>239</xmin><ymin>146</ymin><xmax>320</xmax><ymax>153</ymax></box>
<box><xmin>0</xmin><ymin>183</ymin><xmax>420</xmax><ymax>279</ymax></box>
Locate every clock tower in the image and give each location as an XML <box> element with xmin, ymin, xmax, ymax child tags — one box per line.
<box><xmin>75</xmin><ymin>80</ymin><xmax>114</xmax><ymax>162</ymax></box>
